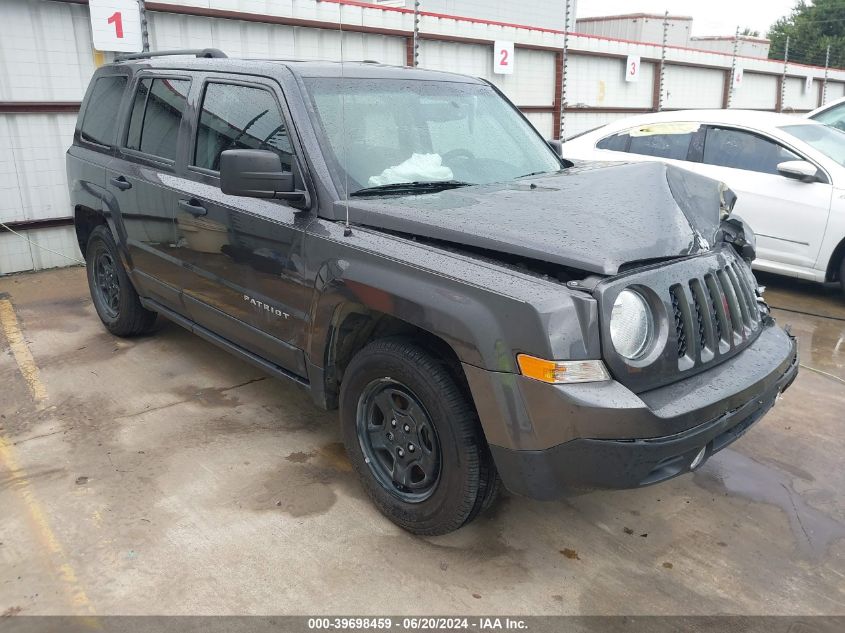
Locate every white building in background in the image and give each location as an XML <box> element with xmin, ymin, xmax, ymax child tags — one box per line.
<box><xmin>575</xmin><ymin>13</ymin><xmax>693</xmax><ymax>46</ymax></box>
<box><xmin>371</xmin><ymin>0</ymin><xmax>576</xmax><ymax>31</ymax></box>
<box><xmin>690</xmin><ymin>36</ymin><xmax>771</xmax><ymax>58</ymax></box>
<box><xmin>574</xmin><ymin>13</ymin><xmax>772</xmax><ymax>57</ymax></box>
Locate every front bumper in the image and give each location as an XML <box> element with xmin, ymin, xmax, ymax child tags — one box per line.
<box><xmin>465</xmin><ymin>324</ymin><xmax>798</xmax><ymax>500</ymax></box>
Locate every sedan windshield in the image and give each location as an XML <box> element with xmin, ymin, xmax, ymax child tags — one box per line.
<box><xmin>303</xmin><ymin>77</ymin><xmax>562</xmax><ymax>196</ymax></box>
<box><xmin>781</xmin><ymin>123</ymin><xmax>845</xmax><ymax>167</ymax></box>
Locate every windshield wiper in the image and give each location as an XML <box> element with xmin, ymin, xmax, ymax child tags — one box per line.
<box><xmin>350</xmin><ymin>180</ymin><xmax>472</xmax><ymax>197</ymax></box>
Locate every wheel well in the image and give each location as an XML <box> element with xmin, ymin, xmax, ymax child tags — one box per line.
<box><xmin>324</xmin><ymin>308</ymin><xmax>470</xmax><ymax>410</ymax></box>
<box><xmin>826</xmin><ymin>236</ymin><xmax>845</xmax><ymax>282</ymax></box>
<box><xmin>74</xmin><ymin>206</ymin><xmax>107</xmax><ymax>258</ymax></box>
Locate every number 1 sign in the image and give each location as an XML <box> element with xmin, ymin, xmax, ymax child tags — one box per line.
<box><xmin>493</xmin><ymin>41</ymin><xmax>515</xmax><ymax>75</ymax></box>
<box><xmin>89</xmin><ymin>0</ymin><xmax>143</xmax><ymax>53</ymax></box>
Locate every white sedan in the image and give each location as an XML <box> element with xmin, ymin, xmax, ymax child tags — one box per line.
<box><xmin>562</xmin><ymin>110</ymin><xmax>845</xmax><ymax>295</ymax></box>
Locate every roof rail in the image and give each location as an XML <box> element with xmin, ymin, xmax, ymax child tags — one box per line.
<box><xmin>115</xmin><ymin>48</ymin><xmax>228</xmax><ymax>62</ymax></box>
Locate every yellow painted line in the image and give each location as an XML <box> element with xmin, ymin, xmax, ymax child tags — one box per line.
<box><xmin>0</xmin><ymin>297</ymin><xmax>48</xmax><ymax>407</ymax></box>
<box><xmin>0</xmin><ymin>296</ymin><xmax>97</xmax><ymax>619</ymax></box>
<box><xmin>0</xmin><ymin>436</ymin><xmax>96</xmax><ymax>616</ymax></box>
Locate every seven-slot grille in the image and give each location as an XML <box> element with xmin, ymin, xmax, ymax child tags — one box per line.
<box><xmin>669</xmin><ymin>260</ymin><xmax>760</xmax><ymax>365</ymax></box>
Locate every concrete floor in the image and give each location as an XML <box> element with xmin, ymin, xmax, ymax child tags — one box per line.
<box><xmin>0</xmin><ymin>266</ymin><xmax>843</xmax><ymax>616</ymax></box>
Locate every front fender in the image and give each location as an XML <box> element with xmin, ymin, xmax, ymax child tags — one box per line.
<box><xmin>303</xmin><ymin>222</ymin><xmax>601</xmax><ymax>373</ymax></box>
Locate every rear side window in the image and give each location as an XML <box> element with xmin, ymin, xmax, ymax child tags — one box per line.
<box><xmin>194</xmin><ymin>83</ymin><xmax>293</xmax><ymax>172</ymax></box>
<box><xmin>80</xmin><ymin>76</ymin><xmax>128</xmax><ymax>146</ymax></box>
<box><xmin>596</xmin><ymin>133</ymin><xmax>629</xmax><ymax>151</ymax></box>
<box><xmin>703</xmin><ymin>127</ymin><xmax>800</xmax><ymax>175</ymax></box>
<box><xmin>628</xmin><ymin>132</ymin><xmax>694</xmax><ymax>160</ymax></box>
<box><xmin>125</xmin><ymin>77</ymin><xmax>190</xmax><ymax>161</ymax></box>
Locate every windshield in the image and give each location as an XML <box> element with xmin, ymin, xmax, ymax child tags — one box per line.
<box><xmin>780</xmin><ymin>123</ymin><xmax>845</xmax><ymax>167</ymax></box>
<box><xmin>303</xmin><ymin>77</ymin><xmax>562</xmax><ymax>196</ymax></box>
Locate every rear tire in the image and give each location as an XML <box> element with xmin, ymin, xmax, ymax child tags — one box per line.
<box><xmin>86</xmin><ymin>225</ymin><xmax>156</xmax><ymax>337</ymax></box>
<box><xmin>339</xmin><ymin>337</ymin><xmax>498</xmax><ymax>535</ymax></box>
<box><xmin>840</xmin><ymin>257</ymin><xmax>845</xmax><ymax>297</ymax></box>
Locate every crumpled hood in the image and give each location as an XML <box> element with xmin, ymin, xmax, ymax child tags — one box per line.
<box><xmin>340</xmin><ymin>161</ymin><xmax>724</xmax><ymax>276</ymax></box>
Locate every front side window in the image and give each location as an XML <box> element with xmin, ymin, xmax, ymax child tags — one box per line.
<box><xmin>80</xmin><ymin>76</ymin><xmax>128</xmax><ymax>146</ymax></box>
<box><xmin>781</xmin><ymin>123</ymin><xmax>845</xmax><ymax>168</ymax></box>
<box><xmin>303</xmin><ymin>78</ymin><xmax>562</xmax><ymax>195</ymax></box>
<box><xmin>703</xmin><ymin>127</ymin><xmax>799</xmax><ymax>175</ymax></box>
<box><xmin>194</xmin><ymin>83</ymin><xmax>293</xmax><ymax>172</ymax></box>
<box><xmin>125</xmin><ymin>77</ymin><xmax>190</xmax><ymax>161</ymax></box>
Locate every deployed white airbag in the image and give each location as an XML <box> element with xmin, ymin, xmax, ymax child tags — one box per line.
<box><xmin>368</xmin><ymin>153</ymin><xmax>454</xmax><ymax>187</ymax></box>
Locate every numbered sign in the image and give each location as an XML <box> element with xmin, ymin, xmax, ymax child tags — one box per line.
<box><xmin>493</xmin><ymin>41</ymin><xmax>514</xmax><ymax>75</ymax></box>
<box><xmin>805</xmin><ymin>75</ymin><xmax>814</xmax><ymax>94</ymax></box>
<box><xmin>89</xmin><ymin>0</ymin><xmax>143</xmax><ymax>53</ymax></box>
<box><xmin>732</xmin><ymin>66</ymin><xmax>744</xmax><ymax>89</ymax></box>
<box><xmin>625</xmin><ymin>55</ymin><xmax>641</xmax><ymax>82</ymax></box>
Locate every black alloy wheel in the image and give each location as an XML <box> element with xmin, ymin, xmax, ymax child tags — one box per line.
<box><xmin>92</xmin><ymin>249</ymin><xmax>121</xmax><ymax>319</ymax></box>
<box><xmin>356</xmin><ymin>378</ymin><xmax>441</xmax><ymax>503</ymax></box>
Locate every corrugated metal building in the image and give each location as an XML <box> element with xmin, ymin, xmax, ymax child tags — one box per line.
<box><xmin>690</xmin><ymin>36</ymin><xmax>771</xmax><ymax>59</ymax></box>
<box><xmin>2</xmin><ymin>0</ymin><xmax>845</xmax><ymax>275</ymax></box>
<box><xmin>575</xmin><ymin>13</ymin><xmax>693</xmax><ymax>47</ymax></box>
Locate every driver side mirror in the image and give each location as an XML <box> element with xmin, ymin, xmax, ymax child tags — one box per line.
<box><xmin>220</xmin><ymin>149</ymin><xmax>308</xmax><ymax>206</ymax></box>
<box><xmin>777</xmin><ymin>160</ymin><xmax>821</xmax><ymax>183</ymax></box>
<box><xmin>547</xmin><ymin>139</ymin><xmax>562</xmax><ymax>156</ymax></box>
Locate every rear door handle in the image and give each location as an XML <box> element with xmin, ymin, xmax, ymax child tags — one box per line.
<box><xmin>178</xmin><ymin>198</ymin><xmax>207</xmax><ymax>217</ymax></box>
<box><xmin>110</xmin><ymin>176</ymin><xmax>132</xmax><ymax>191</ymax></box>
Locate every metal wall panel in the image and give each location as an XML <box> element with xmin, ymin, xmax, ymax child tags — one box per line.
<box><xmin>564</xmin><ymin>111</ymin><xmax>633</xmax><ymax>138</ymax></box>
<box><xmin>419</xmin><ymin>40</ymin><xmax>555</xmax><ymax>106</ymax></box>
<box><xmin>0</xmin><ymin>226</ymin><xmax>80</xmax><ymax>274</ymax></box>
<box><xmin>663</xmin><ymin>65</ymin><xmax>724</xmax><ymax>109</ymax></box>
<box><xmin>783</xmin><ymin>76</ymin><xmax>820</xmax><ymax>111</ymax></box>
<box><xmin>824</xmin><ymin>82</ymin><xmax>845</xmax><ymax>103</ymax></box>
<box><xmin>730</xmin><ymin>72</ymin><xmax>777</xmax><ymax>110</ymax></box>
<box><xmin>0</xmin><ymin>0</ymin><xmax>96</xmax><ymax>102</ymax></box>
<box><xmin>412</xmin><ymin>0</ymin><xmax>567</xmax><ymax>31</ymax></box>
<box><xmin>149</xmin><ymin>11</ymin><xmax>406</xmax><ymax>64</ymax></box>
<box><xmin>569</xmin><ymin>55</ymin><xmax>655</xmax><ymax>108</ymax></box>
<box><xmin>523</xmin><ymin>112</ymin><xmax>553</xmax><ymax>138</ymax></box>
<box><xmin>0</xmin><ymin>113</ymin><xmax>77</xmax><ymax>225</ymax></box>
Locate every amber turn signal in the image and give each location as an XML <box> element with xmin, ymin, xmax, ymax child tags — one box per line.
<box><xmin>516</xmin><ymin>354</ymin><xmax>611</xmax><ymax>384</ymax></box>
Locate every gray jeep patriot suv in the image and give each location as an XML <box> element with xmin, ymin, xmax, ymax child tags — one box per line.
<box><xmin>67</xmin><ymin>50</ymin><xmax>798</xmax><ymax>535</ymax></box>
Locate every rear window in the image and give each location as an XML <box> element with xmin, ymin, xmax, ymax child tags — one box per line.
<box><xmin>125</xmin><ymin>77</ymin><xmax>190</xmax><ymax>161</ymax></box>
<box><xmin>80</xmin><ymin>76</ymin><xmax>127</xmax><ymax>146</ymax></box>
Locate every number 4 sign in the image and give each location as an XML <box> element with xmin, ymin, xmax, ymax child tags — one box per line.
<box><xmin>625</xmin><ymin>55</ymin><xmax>641</xmax><ymax>83</ymax></box>
<box><xmin>89</xmin><ymin>0</ymin><xmax>143</xmax><ymax>53</ymax></box>
<box><xmin>493</xmin><ymin>41</ymin><xmax>514</xmax><ymax>75</ymax></box>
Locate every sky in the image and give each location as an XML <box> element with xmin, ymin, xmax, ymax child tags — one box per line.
<box><xmin>576</xmin><ymin>0</ymin><xmax>798</xmax><ymax>37</ymax></box>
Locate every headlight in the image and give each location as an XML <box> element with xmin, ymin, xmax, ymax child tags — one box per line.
<box><xmin>610</xmin><ymin>289</ymin><xmax>654</xmax><ymax>360</ymax></box>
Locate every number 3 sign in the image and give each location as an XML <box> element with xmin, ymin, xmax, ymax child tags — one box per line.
<box><xmin>493</xmin><ymin>41</ymin><xmax>515</xmax><ymax>75</ymax></box>
<box><xmin>625</xmin><ymin>55</ymin><xmax>641</xmax><ymax>83</ymax></box>
<box><xmin>89</xmin><ymin>0</ymin><xmax>143</xmax><ymax>53</ymax></box>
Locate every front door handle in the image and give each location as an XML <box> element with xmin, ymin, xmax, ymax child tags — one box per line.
<box><xmin>110</xmin><ymin>176</ymin><xmax>132</xmax><ymax>191</ymax></box>
<box><xmin>178</xmin><ymin>198</ymin><xmax>207</xmax><ymax>217</ymax></box>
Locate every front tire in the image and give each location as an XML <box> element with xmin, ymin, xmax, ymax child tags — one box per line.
<box><xmin>86</xmin><ymin>225</ymin><xmax>156</xmax><ymax>337</ymax></box>
<box><xmin>340</xmin><ymin>338</ymin><xmax>498</xmax><ymax>535</ymax></box>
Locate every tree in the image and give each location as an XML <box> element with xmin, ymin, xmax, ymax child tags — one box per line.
<box><xmin>741</xmin><ymin>27</ymin><xmax>761</xmax><ymax>37</ymax></box>
<box><xmin>768</xmin><ymin>0</ymin><xmax>845</xmax><ymax>67</ymax></box>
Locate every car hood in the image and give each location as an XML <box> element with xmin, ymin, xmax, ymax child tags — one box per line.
<box><xmin>339</xmin><ymin>160</ymin><xmax>725</xmax><ymax>276</ymax></box>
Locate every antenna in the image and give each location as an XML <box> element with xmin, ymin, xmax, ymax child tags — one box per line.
<box><xmin>339</xmin><ymin>3</ymin><xmax>352</xmax><ymax>237</ymax></box>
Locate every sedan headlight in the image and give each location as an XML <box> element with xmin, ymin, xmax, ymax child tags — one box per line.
<box><xmin>609</xmin><ymin>289</ymin><xmax>654</xmax><ymax>360</ymax></box>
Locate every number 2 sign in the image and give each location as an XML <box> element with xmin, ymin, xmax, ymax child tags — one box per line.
<box><xmin>493</xmin><ymin>41</ymin><xmax>515</xmax><ymax>75</ymax></box>
<box><xmin>89</xmin><ymin>0</ymin><xmax>143</xmax><ymax>53</ymax></box>
<box><xmin>625</xmin><ymin>55</ymin><xmax>641</xmax><ymax>83</ymax></box>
